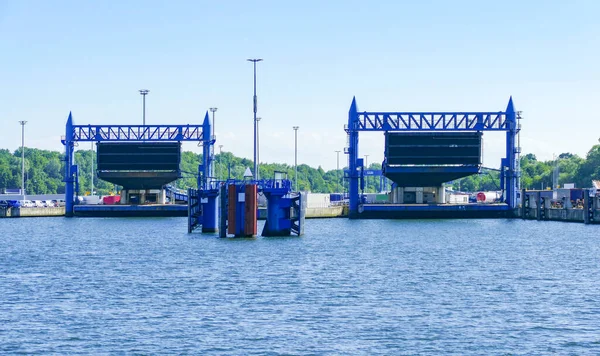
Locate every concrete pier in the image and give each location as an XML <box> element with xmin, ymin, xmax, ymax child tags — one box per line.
<box><xmin>1</xmin><ymin>207</ymin><xmax>65</xmax><ymax>218</ymax></box>
<box><xmin>74</xmin><ymin>204</ymin><xmax>187</xmax><ymax>217</ymax></box>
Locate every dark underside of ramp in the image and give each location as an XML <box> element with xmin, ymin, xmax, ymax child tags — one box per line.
<box><xmin>384</xmin><ymin>132</ymin><xmax>482</xmax><ymax>186</ymax></box>
<box><xmin>73</xmin><ymin>204</ymin><xmax>187</xmax><ymax>217</ymax></box>
<box><xmin>352</xmin><ymin>203</ymin><xmax>514</xmax><ymax>219</ymax></box>
<box><xmin>97</xmin><ymin>142</ymin><xmax>181</xmax><ymax>189</ymax></box>
<box><xmin>97</xmin><ymin>171</ymin><xmax>180</xmax><ymax>189</ymax></box>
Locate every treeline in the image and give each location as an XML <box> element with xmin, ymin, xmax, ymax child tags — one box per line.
<box><xmin>0</xmin><ymin>148</ymin><xmax>114</xmax><ymax>195</ymax></box>
<box><xmin>1</xmin><ymin>139</ymin><xmax>600</xmax><ymax>195</ymax></box>
<box><xmin>452</xmin><ymin>139</ymin><xmax>600</xmax><ymax>191</ymax></box>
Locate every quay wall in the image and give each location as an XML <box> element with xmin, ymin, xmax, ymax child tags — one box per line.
<box><xmin>1</xmin><ymin>207</ymin><xmax>66</xmax><ymax>218</ymax></box>
<box><xmin>519</xmin><ymin>208</ymin><xmax>599</xmax><ymax>224</ymax></box>
<box><xmin>306</xmin><ymin>206</ymin><xmax>346</xmax><ymax>218</ymax></box>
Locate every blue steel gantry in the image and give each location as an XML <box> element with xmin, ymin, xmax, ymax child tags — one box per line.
<box><xmin>62</xmin><ymin>111</ymin><xmax>215</xmax><ymax>223</ymax></box>
<box><xmin>345</xmin><ymin>97</ymin><xmax>520</xmax><ymax>218</ymax></box>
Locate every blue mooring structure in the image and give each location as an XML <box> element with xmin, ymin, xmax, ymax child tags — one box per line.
<box><xmin>345</xmin><ymin>97</ymin><xmax>521</xmax><ymax>218</ymax></box>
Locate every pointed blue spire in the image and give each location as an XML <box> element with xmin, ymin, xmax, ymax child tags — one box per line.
<box><xmin>348</xmin><ymin>96</ymin><xmax>358</xmax><ymax>126</ymax></box>
<box><xmin>65</xmin><ymin>112</ymin><xmax>74</xmax><ymax>140</ymax></box>
<box><xmin>349</xmin><ymin>96</ymin><xmax>357</xmax><ymax>115</ymax></box>
<box><xmin>506</xmin><ymin>96</ymin><xmax>515</xmax><ymax>114</ymax></box>
<box><xmin>202</xmin><ymin>111</ymin><xmax>210</xmax><ymax>126</ymax></box>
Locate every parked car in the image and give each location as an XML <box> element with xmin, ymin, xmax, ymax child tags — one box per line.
<box><xmin>34</xmin><ymin>200</ymin><xmax>46</xmax><ymax>208</ymax></box>
<box><xmin>20</xmin><ymin>200</ymin><xmax>35</xmax><ymax>208</ymax></box>
<box><xmin>45</xmin><ymin>200</ymin><xmax>55</xmax><ymax>207</ymax></box>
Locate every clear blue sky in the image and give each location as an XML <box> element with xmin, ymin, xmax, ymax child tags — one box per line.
<box><xmin>1</xmin><ymin>0</ymin><xmax>599</xmax><ymax>170</ymax></box>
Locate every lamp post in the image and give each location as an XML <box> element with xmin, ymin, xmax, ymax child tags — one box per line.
<box><xmin>256</xmin><ymin>117</ymin><xmax>261</xmax><ymax>180</ymax></box>
<box><xmin>91</xmin><ymin>142</ymin><xmax>94</xmax><ymax>196</ymax></box>
<box><xmin>209</xmin><ymin>107</ymin><xmax>218</xmax><ymax>137</ymax></box>
<box><xmin>247</xmin><ymin>58</ymin><xmax>262</xmax><ymax>179</ymax></box>
<box><xmin>209</xmin><ymin>107</ymin><xmax>218</xmax><ymax>178</ymax></box>
<box><xmin>293</xmin><ymin>126</ymin><xmax>299</xmax><ymax>192</ymax></box>
<box><xmin>364</xmin><ymin>154</ymin><xmax>369</xmax><ymax>192</ymax></box>
<box><xmin>218</xmin><ymin>145</ymin><xmax>223</xmax><ymax>180</ymax></box>
<box><xmin>139</xmin><ymin>89</ymin><xmax>149</xmax><ymax>126</ymax></box>
<box><xmin>335</xmin><ymin>150</ymin><xmax>341</xmax><ymax>192</ymax></box>
<box><xmin>18</xmin><ymin>121</ymin><xmax>27</xmax><ymax>195</ymax></box>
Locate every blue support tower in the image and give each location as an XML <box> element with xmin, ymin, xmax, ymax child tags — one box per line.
<box><xmin>347</xmin><ymin>98</ymin><xmax>360</xmax><ymax>216</ymax></box>
<box><xmin>261</xmin><ymin>179</ymin><xmax>293</xmax><ymax>236</ymax></box>
<box><xmin>64</xmin><ymin>112</ymin><xmax>75</xmax><ymax>217</ymax></box>
<box><xmin>345</xmin><ymin>96</ymin><xmax>520</xmax><ymax>217</ymax></box>
<box><xmin>504</xmin><ymin>98</ymin><xmax>518</xmax><ymax>209</ymax></box>
<box><xmin>200</xmin><ymin>112</ymin><xmax>219</xmax><ymax>233</ymax></box>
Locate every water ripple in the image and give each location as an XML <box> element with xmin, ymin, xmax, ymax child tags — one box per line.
<box><xmin>1</xmin><ymin>217</ymin><xmax>599</xmax><ymax>354</ymax></box>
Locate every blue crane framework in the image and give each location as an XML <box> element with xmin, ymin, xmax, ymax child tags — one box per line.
<box><xmin>61</xmin><ymin>111</ymin><xmax>215</xmax><ymax>218</ymax></box>
<box><xmin>344</xmin><ymin>97</ymin><xmax>521</xmax><ymax>217</ymax></box>
<box><xmin>343</xmin><ymin>169</ymin><xmax>389</xmax><ymax>193</ymax></box>
<box><xmin>61</xmin><ymin>111</ymin><xmax>304</xmax><ymax>236</ymax></box>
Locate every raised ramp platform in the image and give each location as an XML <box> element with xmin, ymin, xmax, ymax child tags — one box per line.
<box><xmin>97</xmin><ymin>142</ymin><xmax>181</xmax><ymax>189</ymax></box>
<box><xmin>74</xmin><ymin>204</ymin><xmax>187</xmax><ymax>217</ymax></box>
<box><xmin>384</xmin><ymin>132</ymin><xmax>481</xmax><ymax>186</ymax></box>
<box><xmin>354</xmin><ymin>203</ymin><xmax>513</xmax><ymax>219</ymax></box>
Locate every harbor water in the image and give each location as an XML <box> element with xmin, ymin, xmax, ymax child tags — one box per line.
<box><xmin>1</xmin><ymin>217</ymin><xmax>599</xmax><ymax>354</ymax></box>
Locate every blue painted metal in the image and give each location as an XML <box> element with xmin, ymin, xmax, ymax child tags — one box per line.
<box><xmin>347</xmin><ymin>98</ymin><xmax>360</xmax><ymax>217</ymax></box>
<box><xmin>166</xmin><ymin>185</ymin><xmax>188</xmax><ymax>202</ymax></box>
<box><xmin>262</xmin><ymin>191</ymin><xmax>292</xmax><ymax>236</ymax></box>
<box><xmin>69</xmin><ymin>125</ymin><xmax>204</xmax><ymax>142</ymax></box>
<box><xmin>504</xmin><ymin>97</ymin><xmax>518</xmax><ymax>210</ymax></box>
<box><xmin>345</xmin><ymin>97</ymin><xmax>520</xmax><ymax>217</ymax></box>
<box><xmin>64</xmin><ymin>113</ymin><xmax>75</xmax><ymax>217</ymax></box>
<box><xmin>261</xmin><ymin>179</ymin><xmax>293</xmax><ymax>236</ymax></box>
<box><xmin>345</xmin><ymin>168</ymin><xmax>389</xmax><ymax>193</ymax></box>
<box><xmin>234</xmin><ymin>184</ymin><xmax>247</xmax><ymax>236</ymax></box>
<box><xmin>353</xmin><ymin>111</ymin><xmax>510</xmax><ymax>131</ymax></box>
<box><xmin>187</xmin><ymin>188</ymin><xmax>201</xmax><ymax>233</ymax></box>
<box><xmin>201</xmin><ymin>113</ymin><xmax>214</xmax><ymax>189</ymax></box>
<box><xmin>200</xmin><ymin>113</ymin><xmax>219</xmax><ymax>232</ymax></box>
<box><xmin>291</xmin><ymin>192</ymin><xmax>306</xmax><ymax>235</ymax></box>
<box><xmin>201</xmin><ymin>189</ymin><xmax>219</xmax><ymax>232</ymax></box>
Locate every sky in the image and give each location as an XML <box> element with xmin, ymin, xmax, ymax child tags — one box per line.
<box><xmin>0</xmin><ymin>0</ymin><xmax>599</xmax><ymax>171</ymax></box>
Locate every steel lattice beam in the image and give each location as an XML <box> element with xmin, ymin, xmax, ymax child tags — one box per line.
<box><xmin>347</xmin><ymin>112</ymin><xmax>509</xmax><ymax>132</ymax></box>
<box><xmin>69</xmin><ymin>125</ymin><xmax>205</xmax><ymax>142</ymax></box>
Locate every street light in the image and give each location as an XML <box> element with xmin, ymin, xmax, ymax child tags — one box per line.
<box><xmin>218</xmin><ymin>145</ymin><xmax>223</xmax><ymax>181</ymax></box>
<box><xmin>256</xmin><ymin>117</ymin><xmax>261</xmax><ymax>180</ymax></box>
<box><xmin>18</xmin><ymin>121</ymin><xmax>27</xmax><ymax>195</ymax></box>
<box><xmin>247</xmin><ymin>58</ymin><xmax>263</xmax><ymax>179</ymax></box>
<box><xmin>91</xmin><ymin>142</ymin><xmax>94</xmax><ymax>196</ymax></box>
<box><xmin>209</xmin><ymin>107</ymin><xmax>218</xmax><ymax>137</ymax></box>
<box><xmin>139</xmin><ymin>89</ymin><xmax>149</xmax><ymax>126</ymax></box>
<box><xmin>335</xmin><ymin>150</ymin><xmax>341</xmax><ymax>192</ymax></box>
<box><xmin>210</xmin><ymin>107</ymin><xmax>218</xmax><ymax>178</ymax></box>
<box><xmin>364</xmin><ymin>154</ymin><xmax>369</xmax><ymax>192</ymax></box>
<box><xmin>293</xmin><ymin>126</ymin><xmax>299</xmax><ymax>192</ymax></box>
